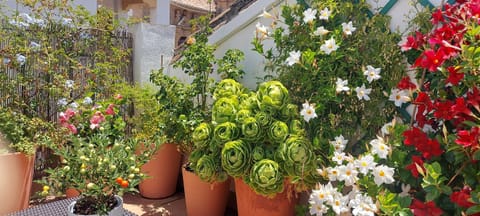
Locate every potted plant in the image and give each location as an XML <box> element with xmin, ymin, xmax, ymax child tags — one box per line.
<box><xmin>205</xmin><ymin>79</ymin><xmax>318</xmax><ymax>216</ymax></box>
<box><xmin>0</xmin><ymin>108</ymin><xmax>59</xmax><ymax>214</ymax></box>
<box><xmin>38</xmin><ymin>94</ymin><xmax>155</xmax><ymax>215</ymax></box>
<box><xmin>382</xmin><ymin>1</ymin><xmax>480</xmax><ymax>215</ymax></box>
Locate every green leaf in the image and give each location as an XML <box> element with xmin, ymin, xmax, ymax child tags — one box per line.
<box><xmin>466</xmin><ymin>205</ymin><xmax>480</xmax><ymax>215</ymax></box>
<box><xmin>302</xmin><ymin>50</ymin><xmax>316</xmax><ymax>66</ymax></box>
<box><xmin>424</xmin><ymin>185</ymin><xmax>440</xmax><ymax>201</ymax></box>
<box><xmin>473</xmin><ymin>150</ymin><xmax>480</xmax><ymax>161</ymax></box>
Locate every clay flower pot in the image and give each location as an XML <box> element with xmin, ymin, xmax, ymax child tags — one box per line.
<box><xmin>182</xmin><ymin>166</ymin><xmax>230</xmax><ymax>216</ymax></box>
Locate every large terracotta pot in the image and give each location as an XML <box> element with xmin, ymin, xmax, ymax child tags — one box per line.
<box><xmin>0</xmin><ymin>152</ymin><xmax>35</xmax><ymax>214</ymax></box>
<box><xmin>182</xmin><ymin>167</ymin><xmax>230</xmax><ymax>216</ymax></box>
<box><xmin>139</xmin><ymin>143</ymin><xmax>181</xmax><ymax>198</ymax></box>
<box><xmin>234</xmin><ymin>178</ymin><xmax>298</xmax><ymax>216</ymax></box>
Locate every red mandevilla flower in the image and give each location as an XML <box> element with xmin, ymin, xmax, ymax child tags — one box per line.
<box><xmin>413</xmin><ymin>49</ymin><xmax>446</xmax><ymax>72</ymax></box>
<box><xmin>403</xmin><ymin>127</ymin><xmax>429</xmax><ymax>147</ymax></box>
<box><xmin>451</xmin><ymin>97</ymin><xmax>472</xmax><ymax>117</ymax></box>
<box><xmin>433</xmin><ymin>99</ymin><xmax>454</xmax><ymax>120</ymax></box>
<box><xmin>445</xmin><ymin>66</ymin><xmax>464</xmax><ymax>86</ymax></box>
<box><xmin>455</xmin><ymin>127</ymin><xmax>480</xmax><ymax>148</ymax></box>
<box><xmin>416</xmin><ymin>138</ymin><xmax>443</xmax><ymax>160</ymax></box>
<box><xmin>467</xmin><ymin>87</ymin><xmax>480</xmax><ymax>111</ymax></box>
<box><xmin>409</xmin><ymin>199</ymin><xmax>443</xmax><ymax>216</ymax></box>
<box><xmin>405</xmin><ymin>155</ymin><xmax>425</xmax><ymax>178</ymax></box>
<box><xmin>450</xmin><ymin>187</ymin><xmax>475</xmax><ymax>208</ymax></box>
<box><xmin>397</xmin><ymin>76</ymin><xmax>417</xmax><ymax>90</ymax></box>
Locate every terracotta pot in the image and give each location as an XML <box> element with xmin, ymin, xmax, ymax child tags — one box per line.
<box><xmin>234</xmin><ymin>178</ymin><xmax>298</xmax><ymax>216</ymax></box>
<box><xmin>139</xmin><ymin>143</ymin><xmax>181</xmax><ymax>198</ymax></box>
<box><xmin>182</xmin><ymin>167</ymin><xmax>230</xmax><ymax>216</ymax></box>
<box><xmin>0</xmin><ymin>152</ymin><xmax>35</xmax><ymax>214</ymax></box>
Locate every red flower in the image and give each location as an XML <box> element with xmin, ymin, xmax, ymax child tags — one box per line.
<box><xmin>403</xmin><ymin>127</ymin><xmax>429</xmax><ymax>147</ymax></box>
<box><xmin>89</xmin><ymin>111</ymin><xmax>105</xmax><ymax>129</ymax></box>
<box><xmin>431</xmin><ymin>9</ymin><xmax>444</xmax><ymax>25</ymax></box>
<box><xmin>105</xmin><ymin>104</ymin><xmax>115</xmax><ymax>115</ymax></box>
<box><xmin>401</xmin><ymin>31</ymin><xmax>425</xmax><ymax>51</ymax></box>
<box><xmin>467</xmin><ymin>87</ymin><xmax>480</xmax><ymax>111</ymax></box>
<box><xmin>445</xmin><ymin>66</ymin><xmax>464</xmax><ymax>86</ymax></box>
<box><xmin>452</xmin><ymin>97</ymin><xmax>472</xmax><ymax>117</ymax></box>
<box><xmin>451</xmin><ymin>187</ymin><xmax>475</xmax><ymax>208</ymax></box>
<box><xmin>409</xmin><ymin>199</ymin><xmax>443</xmax><ymax>216</ymax></box>
<box><xmin>397</xmin><ymin>76</ymin><xmax>417</xmax><ymax>90</ymax></box>
<box><xmin>455</xmin><ymin>127</ymin><xmax>480</xmax><ymax>148</ymax></box>
<box><xmin>406</xmin><ymin>155</ymin><xmax>425</xmax><ymax>178</ymax></box>
<box><xmin>416</xmin><ymin>139</ymin><xmax>443</xmax><ymax>159</ymax></box>
<box><xmin>414</xmin><ymin>92</ymin><xmax>433</xmax><ymax>111</ymax></box>
<box><xmin>433</xmin><ymin>99</ymin><xmax>454</xmax><ymax>120</ymax></box>
<box><xmin>414</xmin><ymin>49</ymin><xmax>446</xmax><ymax>72</ymax></box>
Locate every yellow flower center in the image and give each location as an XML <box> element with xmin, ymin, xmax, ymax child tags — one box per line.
<box><xmin>306</xmin><ymin>109</ymin><xmax>312</xmax><ymax>115</ymax></box>
<box><xmin>346</xmin><ymin>170</ymin><xmax>351</xmax><ymax>176</ymax></box>
<box><xmin>379</xmin><ymin>170</ymin><xmax>385</xmax><ymax>177</ymax></box>
<box><xmin>361</xmin><ymin>161</ymin><xmax>367</xmax><ymax>167</ymax></box>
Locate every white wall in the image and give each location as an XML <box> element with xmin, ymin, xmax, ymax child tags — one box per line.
<box><xmin>131</xmin><ymin>22</ymin><xmax>176</xmax><ymax>84</ymax></box>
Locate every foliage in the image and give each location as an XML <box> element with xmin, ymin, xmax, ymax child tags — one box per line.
<box><xmin>190</xmin><ymin>79</ymin><xmax>319</xmax><ymax>196</ymax></box>
<box><xmin>389</xmin><ymin>1</ymin><xmax>480</xmax><ymax>215</ymax></box>
<box><xmin>0</xmin><ymin>107</ymin><xmax>60</xmax><ymax>155</ymax></box>
<box><xmin>0</xmin><ymin>0</ymin><xmax>132</xmax><ymax>121</ymax></box>
<box><xmin>38</xmin><ymin>94</ymin><xmax>155</xmax><ymax>215</ymax></box>
<box><xmin>252</xmin><ymin>0</ymin><xmax>405</xmax><ymax>155</ymax></box>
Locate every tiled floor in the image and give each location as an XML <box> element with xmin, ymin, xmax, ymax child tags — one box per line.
<box><xmin>122</xmin><ymin>192</ymin><xmax>187</xmax><ymax>216</ymax></box>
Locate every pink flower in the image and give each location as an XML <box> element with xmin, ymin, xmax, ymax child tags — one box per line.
<box><xmin>105</xmin><ymin>104</ymin><xmax>115</xmax><ymax>115</ymax></box>
<box><xmin>59</xmin><ymin>108</ymin><xmax>76</xmax><ymax>123</ymax></box>
<box><xmin>114</xmin><ymin>94</ymin><xmax>123</xmax><ymax>100</ymax></box>
<box><xmin>66</xmin><ymin>124</ymin><xmax>78</xmax><ymax>134</ymax></box>
<box><xmin>89</xmin><ymin>111</ymin><xmax>105</xmax><ymax>129</ymax></box>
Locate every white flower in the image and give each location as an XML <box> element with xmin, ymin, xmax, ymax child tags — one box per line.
<box><xmin>19</xmin><ymin>13</ymin><xmax>33</xmax><ymax>24</ymax></box>
<box><xmin>16</xmin><ymin>54</ymin><xmax>26</xmax><ymax>65</ymax></box>
<box><xmin>381</xmin><ymin>121</ymin><xmax>394</xmax><ymax>136</ymax></box>
<box><xmin>320</xmin><ymin>37</ymin><xmax>339</xmax><ymax>55</ymax></box>
<box><xmin>338</xmin><ymin>163</ymin><xmax>358</xmax><ymax>186</ymax></box>
<box><xmin>354</xmin><ymin>154</ymin><xmax>377</xmax><ymax>175</ymax></box>
<box><xmin>255</xmin><ymin>22</ymin><xmax>269</xmax><ymax>39</ymax></box>
<box><xmin>57</xmin><ymin>98</ymin><xmax>68</xmax><ymax>106</ymax></box>
<box><xmin>303</xmin><ymin>8</ymin><xmax>317</xmax><ymax>23</ymax></box>
<box><xmin>363</xmin><ymin>65</ymin><xmax>381</xmax><ymax>83</ymax></box>
<box><xmin>342</xmin><ymin>21</ymin><xmax>357</xmax><ymax>35</ymax></box>
<box><xmin>355</xmin><ymin>84</ymin><xmax>372</xmax><ymax>101</ymax></box>
<box><xmin>3</xmin><ymin>58</ymin><xmax>10</xmax><ymax>64</ymax></box>
<box><xmin>309</xmin><ymin>200</ymin><xmax>328</xmax><ymax>216</ymax></box>
<box><xmin>335</xmin><ymin>78</ymin><xmax>350</xmax><ymax>93</ymax></box>
<box><xmin>332</xmin><ymin>151</ymin><xmax>346</xmax><ymax>165</ymax></box>
<box><xmin>349</xmin><ymin>193</ymin><xmax>377</xmax><ymax>216</ymax></box>
<box><xmin>300</xmin><ymin>101</ymin><xmax>317</xmax><ymax>122</ymax></box>
<box><xmin>399</xmin><ymin>183</ymin><xmax>411</xmax><ymax>197</ymax></box>
<box><xmin>311</xmin><ymin>182</ymin><xmax>335</xmax><ymax>204</ymax></box>
<box><xmin>83</xmin><ymin>97</ymin><xmax>93</xmax><ymax>105</ymax></box>
<box><xmin>373</xmin><ymin>165</ymin><xmax>395</xmax><ymax>185</ymax></box>
<box><xmin>286</xmin><ymin>50</ymin><xmax>301</xmax><ymax>66</ymax></box>
<box><xmin>370</xmin><ymin>136</ymin><xmax>390</xmax><ymax>159</ymax></box>
<box><xmin>30</xmin><ymin>41</ymin><xmax>41</xmax><ymax>50</ymax></box>
<box><xmin>319</xmin><ymin>7</ymin><xmax>331</xmax><ymax>20</ymax></box>
<box><xmin>329</xmin><ymin>194</ymin><xmax>350</xmax><ymax>215</ymax></box>
<box><xmin>327</xmin><ymin>166</ymin><xmax>340</xmax><ymax>181</ymax></box>
<box><xmin>62</xmin><ymin>18</ymin><xmax>73</xmax><ymax>27</ymax></box>
<box><xmin>69</xmin><ymin>102</ymin><xmax>78</xmax><ymax>109</ymax></box>
<box><xmin>65</xmin><ymin>80</ymin><xmax>74</xmax><ymax>88</ymax></box>
<box><xmin>313</xmin><ymin>26</ymin><xmax>330</xmax><ymax>36</ymax></box>
<box><xmin>259</xmin><ymin>8</ymin><xmax>273</xmax><ymax>19</ymax></box>
<box><xmin>389</xmin><ymin>88</ymin><xmax>410</xmax><ymax>107</ymax></box>
<box><xmin>330</xmin><ymin>135</ymin><xmax>348</xmax><ymax>152</ymax></box>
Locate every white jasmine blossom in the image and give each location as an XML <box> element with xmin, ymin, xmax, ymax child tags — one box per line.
<box><xmin>321</xmin><ymin>37</ymin><xmax>339</xmax><ymax>55</ymax></box>
<box><xmin>327</xmin><ymin>166</ymin><xmax>340</xmax><ymax>181</ymax></box>
<box><xmin>338</xmin><ymin>163</ymin><xmax>359</xmax><ymax>186</ymax></box>
<box><xmin>332</xmin><ymin>151</ymin><xmax>346</xmax><ymax>165</ymax></box>
<box><xmin>373</xmin><ymin>165</ymin><xmax>395</xmax><ymax>185</ymax></box>
<box><xmin>389</xmin><ymin>88</ymin><xmax>410</xmax><ymax>107</ymax></box>
<box><xmin>303</xmin><ymin>8</ymin><xmax>317</xmax><ymax>23</ymax></box>
<box><xmin>300</xmin><ymin>101</ymin><xmax>317</xmax><ymax>122</ymax></box>
<box><xmin>342</xmin><ymin>21</ymin><xmax>357</xmax><ymax>35</ymax></box>
<box><xmin>370</xmin><ymin>136</ymin><xmax>390</xmax><ymax>159</ymax></box>
<box><xmin>364</xmin><ymin>65</ymin><xmax>381</xmax><ymax>83</ymax></box>
<box><xmin>286</xmin><ymin>50</ymin><xmax>301</xmax><ymax>66</ymax></box>
<box><xmin>313</xmin><ymin>26</ymin><xmax>330</xmax><ymax>36</ymax></box>
<box><xmin>335</xmin><ymin>78</ymin><xmax>350</xmax><ymax>93</ymax></box>
<box><xmin>354</xmin><ymin>154</ymin><xmax>377</xmax><ymax>175</ymax></box>
<box><xmin>319</xmin><ymin>7</ymin><xmax>331</xmax><ymax>20</ymax></box>
<box><xmin>330</xmin><ymin>135</ymin><xmax>348</xmax><ymax>152</ymax></box>
<box><xmin>355</xmin><ymin>84</ymin><xmax>372</xmax><ymax>101</ymax></box>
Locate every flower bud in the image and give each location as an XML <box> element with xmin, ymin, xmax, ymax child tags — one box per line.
<box><xmin>80</xmin><ymin>168</ymin><xmax>86</xmax><ymax>174</ymax></box>
<box><xmin>63</xmin><ymin>166</ymin><xmax>70</xmax><ymax>171</ymax></box>
<box><xmin>128</xmin><ymin>174</ymin><xmax>135</xmax><ymax>179</ymax></box>
<box><xmin>87</xmin><ymin>183</ymin><xmax>95</xmax><ymax>189</ymax></box>
<box><xmin>125</xmin><ymin>146</ymin><xmax>131</xmax><ymax>151</ymax></box>
<box><xmin>134</xmin><ymin>168</ymin><xmax>140</xmax><ymax>173</ymax></box>
<box><xmin>43</xmin><ymin>186</ymin><xmax>49</xmax><ymax>192</ymax></box>
<box><xmin>110</xmin><ymin>165</ymin><xmax>116</xmax><ymax>170</ymax></box>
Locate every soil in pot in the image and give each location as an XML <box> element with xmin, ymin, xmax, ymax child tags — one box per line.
<box><xmin>72</xmin><ymin>195</ymin><xmax>118</xmax><ymax>215</ymax></box>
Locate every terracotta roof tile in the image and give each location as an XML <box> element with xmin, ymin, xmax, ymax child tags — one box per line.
<box><xmin>171</xmin><ymin>0</ymin><xmax>216</xmax><ymax>13</ymax></box>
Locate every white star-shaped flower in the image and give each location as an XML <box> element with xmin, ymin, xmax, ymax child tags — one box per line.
<box><xmin>370</xmin><ymin>136</ymin><xmax>390</xmax><ymax>159</ymax></box>
<box><xmin>364</xmin><ymin>65</ymin><xmax>381</xmax><ymax>83</ymax></box>
<box><xmin>303</xmin><ymin>8</ymin><xmax>317</xmax><ymax>23</ymax></box>
<box><xmin>354</xmin><ymin>154</ymin><xmax>377</xmax><ymax>175</ymax></box>
<box><xmin>313</xmin><ymin>26</ymin><xmax>329</xmax><ymax>36</ymax></box>
<box><xmin>335</xmin><ymin>78</ymin><xmax>350</xmax><ymax>93</ymax></box>
<box><xmin>286</xmin><ymin>50</ymin><xmax>301</xmax><ymax>66</ymax></box>
<box><xmin>255</xmin><ymin>22</ymin><xmax>269</xmax><ymax>39</ymax></box>
<box><xmin>373</xmin><ymin>165</ymin><xmax>395</xmax><ymax>185</ymax></box>
<box><xmin>341</xmin><ymin>21</ymin><xmax>356</xmax><ymax>35</ymax></box>
<box><xmin>300</xmin><ymin>101</ymin><xmax>317</xmax><ymax>122</ymax></box>
<box><xmin>389</xmin><ymin>88</ymin><xmax>410</xmax><ymax>107</ymax></box>
<box><xmin>320</xmin><ymin>37</ymin><xmax>339</xmax><ymax>55</ymax></box>
<box><xmin>329</xmin><ymin>135</ymin><xmax>348</xmax><ymax>152</ymax></box>
<box><xmin>319</xmin><ymin>7</ymin><xmax>331</xmax><ymax>20</ymax></box>
<box><xmin>355</xmin><ymin>84</ymin><xmax>372</xmax><ymax>101</ymax></box>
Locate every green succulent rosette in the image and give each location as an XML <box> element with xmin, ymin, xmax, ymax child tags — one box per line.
<box><xmin>213</xmin><ymin>79</ymin><xmax>244</xmax><ymax>100</ymax></box>
<box><xmin>256</xmin><ymin>81</ymin><xmax>289</xmax><ymax>114</ymax></box>
<box><xmin>247</xmin><ymin>159</ymin><xmax>284</xmax><ymax>196</ymax></box>
<box><xmin>196</xmin><ymin>154</ymin><xmax>222</xmax><ymax>183</ymax></box>
<box><xmin>213</xmin><ymin>122</ymin><xmax>240</xmax><ymax>144</ymax></box>
<box><xmin>192</xmin><ymin>122</ymin><xmax>212</xmax><ymax>148</ymax></box>
<box><xmin>252</xmin><ymin>145</ymin><xmax>265</xmax><ymax>162</ymax></box>
<box><xmin>212</xmin><ymin>97</ymin><xmax>239</xmax><ymax>124</ymax></box>
<box><xmin>267</xmin><ymin>120</ymin><xmax>289</xmax><ymax>144</ymax></box>
<box><xmin>239</xmin><ymin>92</ymin><xmax>259</xmax><ymax>111</ymax></box>
<box><xmin>241</xmin><ymin>117</ymin><xmax>263</xmax><ymax>142</ymax></box>
<box><xmin>278</xmin><ymin>135</ymin><xmax>315</xmax><ymax>176</ymax></box>
<box><xmin>235</xmin><ymin>109</ymin><xmax>251</xmax><ymax>124</ymax></box>
<box><xmin>221</xmin><ymin>140</ymin><xmax>252</xmax><ymax>177</ymax></box>
<box><xmin>280</xmin><ymin>103</ymin><xmax>300</xmax><ymax>121</ymax></box>
<box><xmin>289</xmin><ymin>119</ymin><xmax>305</xmax><ymax>136</ymax></box>
<box><xmin>254</xmin><ymin>111</ymin><xmax>272</xmax><ymax>127</ymax></box>
<box><xmin>188</xmin><ymin>149</ymin><xmax>206</xmax><ymax>170</ymax></box>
